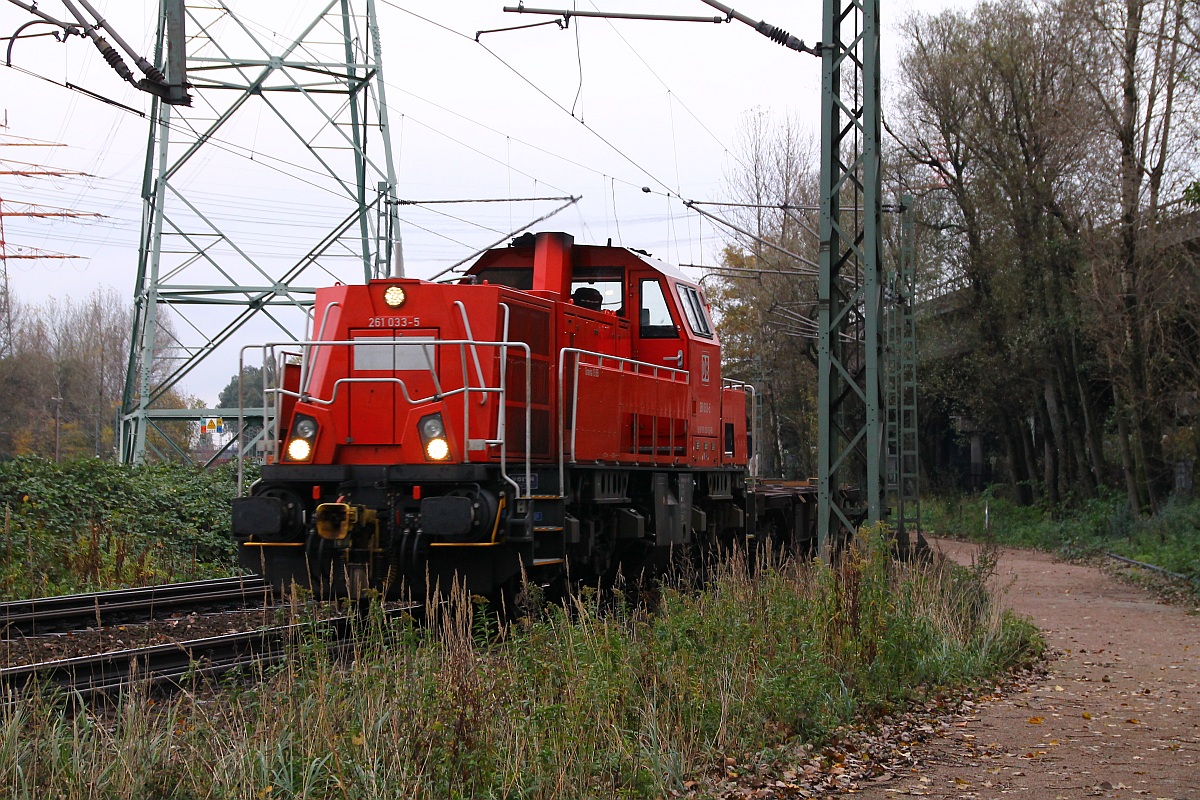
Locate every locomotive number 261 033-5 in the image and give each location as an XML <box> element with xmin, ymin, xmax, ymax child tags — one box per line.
<box><xmin>367</xmin><ymin>316</ymin><xmax>420</xmax><ymax>328</ymax></box>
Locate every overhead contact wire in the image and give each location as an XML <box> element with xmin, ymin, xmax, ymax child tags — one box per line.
<box><xmin>379</xmin><ymin>1</ymin><xmax>676</xmax><ymax>196</ymax></box>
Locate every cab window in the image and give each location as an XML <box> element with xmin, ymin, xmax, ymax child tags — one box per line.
<box><xmin>570</xmin><ymin>279</ymin><xmax>623</xmax><ymax>313</ymax></box>
<box><xmin>677</xmin><ymin>285</ymin><xmax>713</xmax><ymax>338</ymax></box>
<box><xmin>639</xmin><ymin>279</ymin><xmax>678</xmax><ymax>338</ymax></box>
<box><xmin>470</xmin><ymin>267</ymin><xmax>532</xmax><ymax>290</ymax></box>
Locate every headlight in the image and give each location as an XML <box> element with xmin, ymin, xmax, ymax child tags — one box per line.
<box><xmin>383</xmin><ymin>285</ymin><xmax>407</xmax><ymax>307</ymax></box>
<box><xmin>285</xmin><ymin>414</ymin><xmax>318</xmax><ymax>461</ymax></box>
<box><xmin>287</xmin><ymin>438</ymin><xmax>312</xmax><ymax>461</ymax></box>
<box><xmin>425</xmin><ymin>438</ymin><xmax>450</xmax><ymax>461</ymax></box>
<box><xmin>417</xmin><ymin>412</ymin><xmax>451</xmax><ymax>461</ymax></box>
<box><xmin>421</xmin><ymin>416</ymin><xmax>444</xmax><ymax>438</ymax></box>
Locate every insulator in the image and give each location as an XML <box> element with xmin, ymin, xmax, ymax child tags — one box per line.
<box><xmin>752</xmin><ymin>21</ymin><xmax>792</xmax><ymax>47</ymax></box>
<box><xmin>763</xmin><ymin>24</ymin><xmax>791</xmax><ymax>46</ymax></box>
<box><xmin>143</xmin><ymin>64</ymin><xmax>168</xmax><ymax>85</ymax></box>
<box><xmin>97</xmin><ymin>37</ymin><xmax>135</xmax><ymax>83</ymax></box>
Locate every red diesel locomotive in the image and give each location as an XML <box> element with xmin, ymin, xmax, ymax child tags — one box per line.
<box><xmin>232</xmin><ymin>231</ymin><xmax>770</xmax><ymax>601</ymax></box>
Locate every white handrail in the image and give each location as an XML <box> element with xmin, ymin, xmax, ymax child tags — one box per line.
<box><xmin>239</xmin><ymin>336</ymin><xmax>535</xmax><ymax>500</ymax></box>
<box><xmin>494</xmin><ymin>304</ymin><xmax>526</xmax><ymax>501</ymax></box>
<box><xmin>722</xmin><ymin>378</ymin><xmax>758</xmax><ymax>478</ymax></box>
<box><xmin>453</xmin><ymin>300</ymin><xmax>489</xmax><ymax>406</ymax></box>
<box><xmin>556</xmin><ymin>347</ymin><xmax>690</xmax><ymax>494</ymax></box>
<box><xmin>301</xmin><ymin>301</ymin><xmax>340</xmax><ymax>397</ymax></box>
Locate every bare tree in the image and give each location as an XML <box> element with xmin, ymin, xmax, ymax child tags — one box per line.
<box><xmin>1063</xmin><ymin>0</ymin><xmax>1200</xmax><ymax>512</ymax></box>
<box><xmin>0</xmin><ymin>289</ymin><xmax>194</xmax><ymax>460</ymax></box>
<box><xmin>710</xmin><ymin>112</ymin><xmax>823</xmax><ymax>478</ymax></box>
<box><xmin>892</xmin><ymin>1</ymin><xmax>1111</xmax><ymax>503</ymax></box>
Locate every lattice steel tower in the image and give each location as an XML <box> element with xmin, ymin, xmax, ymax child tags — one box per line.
<box><xmin>121</xmin><ymin>0</ymin><xmax>400</xmax><ymax>463</ymax></box>
<box><xmin>816</xmin><ymin>0</ymin><xmax>893</xmax><ymax>550</ymax></box>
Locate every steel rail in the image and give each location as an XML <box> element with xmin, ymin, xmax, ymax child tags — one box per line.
<box><xmin>1</xmin><ymin>605</ymin><xmax>420</xmax><ymax>697</ymax></box>
<box><xmin>1</xmin><ymin>623</ymin><xmax>310</xmax><ymax>696</ymax></box>
<box><xmin>1105</xmin><ymin>552</ymin><xmax>1199</xmax><ymax>585</ymax></box>
<box><xmin>0</xmin><ymin>575</ymin><xmax>271</xmax><ymax>637</ymax></box>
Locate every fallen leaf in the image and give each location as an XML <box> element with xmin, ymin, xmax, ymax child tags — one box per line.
<box><xmin>1082</xmin><ymin>712</ymin><xmax>1092</xmax><ymax>720</ymax></box>
<box><xmin>1027</xmin><ymin>717</ymin><xmax>1044</xmax><ymax>724</ymax></box>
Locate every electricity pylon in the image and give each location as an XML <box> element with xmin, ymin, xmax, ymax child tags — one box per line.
<box><xmin>816</xmin><ymin>0</ymin><xmax>886</xmax><ymax>551</ymax></box>
<box><xmin>120</xmin><ymin>0</ymin><xmax>401</xmax><ymax>464</ymax></box>
<box><xmin>885</xmin><ymin>195</ymin><xmax>920</xmax><ymax>552</ymax></box>
<box><xmin>0</xmin><ymin>132</ymin><xmax>98</xmax><ymax>357</ymax></box>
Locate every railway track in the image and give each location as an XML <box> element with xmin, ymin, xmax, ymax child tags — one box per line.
<box><xmin>0</xmin><ymin>604</ymin><xmax>418</xmax><ymax>697</ymax></box>
<box><xmin>0</xmin><ymin>576</ymin><xmax>272</xmax><ymax>637</ymax></box>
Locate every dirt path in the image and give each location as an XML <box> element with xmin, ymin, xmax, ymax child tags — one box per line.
<box><xmin>851</xmin><ymin>539</ymin><xmax>1200</xmax><ymax>800</ymax></box>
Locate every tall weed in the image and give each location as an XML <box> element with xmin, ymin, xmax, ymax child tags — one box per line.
<box><xmin>0</xmin><ymin>530</ymin><xmax>1042</xmax><ymax>799</ymax></box>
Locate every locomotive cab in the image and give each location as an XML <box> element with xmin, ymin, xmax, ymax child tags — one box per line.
<box><xmin>232</xmin><ymin>232</ymin><xmax>753</xmax><ymax>602</ymax></box>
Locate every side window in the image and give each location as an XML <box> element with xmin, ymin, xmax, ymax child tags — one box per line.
<box><xmin>470</xmin><ymin>267</ymin><xmax>533</xmax><ymax>290</ymax></box>
<box><xmin>639</xmin><ymin>279</ymin><xmax>678</xmax><ymax>338</ymax></box>
<box><xmin>570</xmin><ymin>278</ymin><xmax>624</xmax><ymax>313</ymax></box>
<box><xmin>677</xmin><ymin>285</ymin><xmax>714</xmax><ymax>338</ymax></box>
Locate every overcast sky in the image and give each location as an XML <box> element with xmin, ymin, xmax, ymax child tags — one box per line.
<box><xmin>0</xmin><ymin>0</ymin><xmax>973</xmax><ymax>404</ymax></box>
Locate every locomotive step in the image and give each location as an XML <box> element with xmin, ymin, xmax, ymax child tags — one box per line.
<box><xmin>533</xmin><ymin>525</ymin><xmax>564</xmax><ymax>532</ymax></box>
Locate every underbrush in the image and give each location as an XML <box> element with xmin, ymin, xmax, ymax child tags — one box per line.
<box><xmin>925</xmin><ymin>490</ymin><xmax>1200</xmax><ymax>584</ymax></box>
<box><xmin>0</xmin><ymin>456</ymin><xmax>241</xmax><ymax>599</ymax></box>
<box><xmin>0</xmin><ymin>532</ymin><xmax>1042</xmax><ymax>800</ymax></box>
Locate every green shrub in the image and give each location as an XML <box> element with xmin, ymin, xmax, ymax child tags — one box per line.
<box><xmin>925</xmin><ymin>490</ymin><xmax>1199</xmax><ymax>582</ymax></box>
<box><xmin>0</xmin><ymin>456</ymin><xmax>241</xmax><ymax>598</ymax></box>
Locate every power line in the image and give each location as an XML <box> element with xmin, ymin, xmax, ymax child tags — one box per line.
<box><xmin>583</xmin><ymin>0</ymin><xmax>743</xmax><ymax>172</ymax></box>
<box><xmin>682</xmin><ymin>200</ymin><xmax>820</xmax><ymax>274</ymax></box>
<box><xmin>386</xmin><ymin>83</ymin><xmax>645</xmax><ymax>193</ymax></box>
<box><xmin>0</xmin><ymin>128</ymin><xmax>100</xmax><ymax>353</ymax></box>
<box><xmin>379</xmin><ymin>0</ymin><xmax>676</xmax><ymax>197</ymax></box>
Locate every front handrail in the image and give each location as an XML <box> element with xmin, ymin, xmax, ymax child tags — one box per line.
<box><xmin>301</xmin><ymin>302</ymin><xmax>340</xmax><ymax>397</ymax></box>
<box><xmin>556</xmin><ymin>347</ymin><xmax>689</xmax><ymax>496</ymax></box>
<box><xmin>237</xmin><ymin>337</ymin><xmax>532</xmax><ymax>500</ymax></box>
<box><xmin>453</xmin><ymin>301</ymin><xmax>489</xmax><ymax>406</ymax></box>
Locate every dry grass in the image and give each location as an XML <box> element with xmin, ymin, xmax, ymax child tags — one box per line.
<box><xmin>0</xmin><ymin>529</ymin><xmax>1042</xmax><ymax>799</ymax></box>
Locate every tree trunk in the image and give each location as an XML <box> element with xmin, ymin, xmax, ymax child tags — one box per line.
<box><xmin>1018</xmin><ymin>413</ymin><xmax>1040</xmax><ymax>504</ymax></box>
<box><xmin>1055</xmin><ymin>356</ymin><xmax>1097</xmax><ymax>497</ymax></box>
<box><xmin>1114</xmin><ymin>386</ymin><xmax>1144</xmax><ymax>514</ymax></box>
<box><xmin>1036</xmin><ymin>398</ymin><xmax>1060</xmax><ymax>506</ymax></box>
<box><xmin>1073</xmin><ymin>335</ymin><xmax>1107</xmax><ymax>485</ymax></box>
<box><xmin>1044</xmin><ymin>375</ymin><xmax>1074</xmax><ymax>495</ymax></box>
